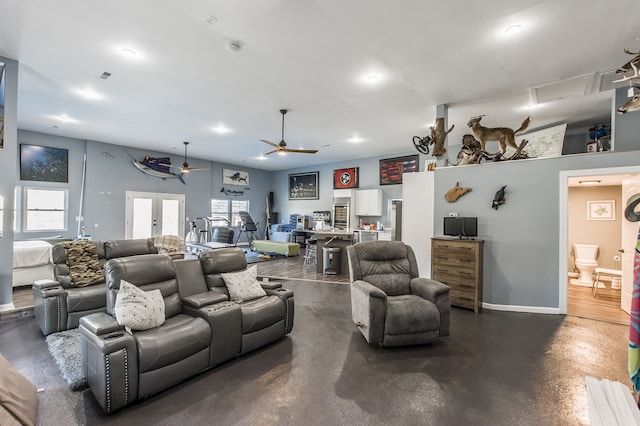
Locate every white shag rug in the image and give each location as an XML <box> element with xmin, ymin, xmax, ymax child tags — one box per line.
<box><xmin>45</xmin><ymin>328</ymin><xmax>87</xmax><ymax>390</ymax></box>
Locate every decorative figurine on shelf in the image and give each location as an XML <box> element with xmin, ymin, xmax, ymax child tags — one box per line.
<box><xmin>445</xmin><ymin>182</ymin><xmax>472</xmax><ymax>203</ymax></box>
<box><xmin>467</xmin><ymin>115</ymin><xmax>531</xmax><ymax>156</ymax></box>
<box><xmin>430</xmin><ymin>117</ymin><xmax>454</xmax><ymax>157</ymax></box>
<box><xmin>492</xmin><ymin>185</ymin><xmax>507</xmax><ymax>210</ymax></box>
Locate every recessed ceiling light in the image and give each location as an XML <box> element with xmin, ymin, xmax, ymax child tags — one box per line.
<box><xmin>579</xmin><ymin>180</ymin><xmax>601</xmax><ymax>185</ymax></box>
<box><xmin>75</xmin><ymin>87</ymin><xmax>104</xmax><ymax>100</ymax></box>
<box><xmin>211</xmin><ymin>124</ymin><xmax>231</xmax><ymax>134</ymax></box>
<box><xmin>505</xmin><ymin>24</ymin><xmax>522</xmax><ymax>34</ymax></box>
<box><xmin>52</xmin><ymin>114</ymin><xmax>77</xmax><ymax>123</ymax></box>
<box><xmin>257</xmin><ymin>156</ymin><xmax>267</xmax><ymax>161</ymax></box>
<box><xmin>122</xmin><ymin>48</ymin><xmax>137</xmax><ymax>56</ymax></box>
<box><xmin>367</xmin><ymin>74</ymin><xmax>378</xmax><ymax>81</ymax></box>
<box><xmin>348</xmin><ymin>134</ymin><xmax>364</xmax><ymax>143</ymax></box>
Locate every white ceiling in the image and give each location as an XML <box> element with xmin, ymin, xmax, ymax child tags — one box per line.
<box><xmin>1</xmin><ymin>0</ymin><xmax>639</xmax><ymax>171</ymax></box>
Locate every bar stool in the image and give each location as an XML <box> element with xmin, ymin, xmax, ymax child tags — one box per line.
<box><xmin>303</xmin><ymin>238</ymin><xmax>317</xmax><ymax>268</ymax></box>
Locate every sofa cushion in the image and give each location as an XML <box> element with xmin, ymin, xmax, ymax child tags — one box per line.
<box><xmin>66</xmin><ymin>285</ymin><xmax>107</xmax><ymax>312</ymax></box>
<box><xmin>220</xmin><ymin>265</ymin><xmax>266</xmax><ymax>302</ymax></box>
<box><xmin>114</xmin><ymin>280</ymin><xmax>165</xmax><ymax>330</ymax></box>
<box><xmin>63</xmin><ymin>240</ymin><xmax>104</xmax><ymax>287</ymax></box>
<box><xmin>134</xmin><ymin>314</ymin><xmax>210</xmax><ymax>373</ymax></box>
<box><xmin>385</xmin><ymin>295</ymin><xmax>440</xmax><ymax>335</ymax></box>
<box><xmin>239</xmin><ymin>296</ymin><xmax>285</xmax><ymax>334</ymax></box>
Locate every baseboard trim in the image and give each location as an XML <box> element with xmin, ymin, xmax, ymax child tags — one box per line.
<box><xmin>482</xmin><ymin>302</ymin><xmax>560</xmax><ymax>315</ymax></box>
<box><xmin>0</xmin><ymin>303</ymin><xmax>16</xmax><ymax>312</ymax></box>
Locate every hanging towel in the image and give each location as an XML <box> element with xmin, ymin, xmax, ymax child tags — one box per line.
<box><xmin>628</xmin><ymin>225</ymin><xmax>640</xmax><ymax>391</ymax></box>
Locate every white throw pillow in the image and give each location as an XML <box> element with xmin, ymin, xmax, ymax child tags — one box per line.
<box><xmin>221</xmin><ymin>265</ymin><xmax>267</xmax><ymax>302</ymax></box>
<box><xmin>114</xmin><ymin>280</ymin><xmax>165</xmax><ymax>330</ymax></box>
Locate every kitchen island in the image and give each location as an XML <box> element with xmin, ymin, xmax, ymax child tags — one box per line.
<box><xmin>314</xmin><ymin>230</ymin><xmax>354</xmax><ymax>275</ymax></box>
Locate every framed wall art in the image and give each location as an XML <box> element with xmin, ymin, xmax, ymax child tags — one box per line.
<box><xmin>333</xmin><ymin>167</ymin><xmax>359</xmax><ymax>189</ymax></box>
<box><xmin>20</xmin><ymin>144</ymin><xmax>69</xmax><ymax>183</ymax></box>
<box><xmin>289</xmin><ymin>172</ymin><xmax>319</xmax><ymax>200</ymax></box>
<box><xmin>379</xmin><ymin>155</ymin><xmax>418</xmax><ymax>185</ymax></box>
<box><xmin>223</xmin><ymin>168</ymin><xmax>249</xmax><ymax>186</ymax></box>
<box><xmin>587</xmin><ymin>200</ymin><xmax>615</xmax><ymax>220</ymax></box>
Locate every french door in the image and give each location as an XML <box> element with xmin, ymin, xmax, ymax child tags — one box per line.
<box><xmin>125</xmin><ymin>191</ymin><xmax>185</xmax><ymax>239</ymax></box>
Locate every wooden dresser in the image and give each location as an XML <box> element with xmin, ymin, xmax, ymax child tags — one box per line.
<box><xmin>431</xmin><ymin>238</ymin><xmax>484</xmax><ymax>313</ymax></box>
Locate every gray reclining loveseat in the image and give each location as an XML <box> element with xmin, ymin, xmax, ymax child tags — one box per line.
<box><xmin>33</xmin><ymin>238</ymin><xmax>158</xmax><ymax>336</ymax></box>
<box><xmin>79</xmin><ymin>247</ymin><xmax>294</xmax><ymax>413</ymax></box>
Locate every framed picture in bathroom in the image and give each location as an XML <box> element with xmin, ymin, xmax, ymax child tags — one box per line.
<box><xmin>587</xmin><ymin>200</ymin><xmax>615</xmax><ymax>220</ymax></box>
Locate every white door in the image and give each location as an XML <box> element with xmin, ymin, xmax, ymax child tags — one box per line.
<box><xmin>621</xmin><ymin>175</ymin><xmax>640</xmax><ymax>314</ymax></box>
<box><xmin>125</xmin><ymin>191</ymin><xmax>185</xmax><ymax>239</ymax></box>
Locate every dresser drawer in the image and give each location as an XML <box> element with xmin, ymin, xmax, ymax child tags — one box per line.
<box><xmin>449</xmin><ymin>290</ymin><xmax>477</xmax><ymax>310</ymax></box>
<box><xmin>432</xmin><ymin>266</ymin><xmax>476</xmax><ymax>283</ymax></box>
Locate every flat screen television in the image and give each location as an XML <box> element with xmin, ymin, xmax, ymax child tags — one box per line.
<box><xmin>443</xmin><ymin>216</ymin><xmax>477</xmax><ymax>239</ymax></box>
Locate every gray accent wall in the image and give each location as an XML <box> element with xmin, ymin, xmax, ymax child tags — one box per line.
<box><xmin>14</xmin><ymin>132</ymin><xmax>273</xmax><ymax>242</ymax></box>
<box><xmin>271</xmin><ymin>151</ymin><xmax>426</xmax><ymax>226</ymax></box>
<box><xmin>431</xmin><ymin>150</ymin><xmax>640</xmax><ymax>309</ymax></box>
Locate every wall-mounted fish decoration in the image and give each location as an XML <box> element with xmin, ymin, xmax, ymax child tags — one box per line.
<box><xmin>125</xmin><ymin>150</ymin><xmax>185</xmax><ymax>184</ymax></box>
<box><xmin>221</xmin><ymin>187</ymin><xmax>244</xmax><ymax>196</ymax></box>
<box><xmin>492</xmin><ymin>185</ymin><xmax>507</xmax><ymax>210</ymax></box>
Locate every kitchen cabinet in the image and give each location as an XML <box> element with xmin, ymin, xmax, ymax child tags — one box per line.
<box><xmin>355</xmin><ymin>189</ymin><xmax>383</xmax><ymax>216</ymax></box>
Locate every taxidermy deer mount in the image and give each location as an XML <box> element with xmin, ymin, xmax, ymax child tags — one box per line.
<box><xmin>467</xmin><ymin>115</ymin><xmax>531</xmax><ymax>156</ymax></box>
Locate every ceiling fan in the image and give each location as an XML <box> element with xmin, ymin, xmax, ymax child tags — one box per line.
<box><xmin>260</xmin><ymin>109</ymin><xmax>318</xmax><ymax>156</ymax></box>
<box><xmin>163</xmin><ymin>141</ymin><xmax>209</xmax><ymax>173</ymax></box>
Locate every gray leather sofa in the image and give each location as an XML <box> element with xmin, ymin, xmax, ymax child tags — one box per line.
<box><xmin>33</xmin><ymin>238</ymin><xmax>158</xmax><ymax>336</ymax></box>
<box><xmin>79</xmin><ymin>247</ymin><xmax>294</xmax><ymax>413</ymax></box>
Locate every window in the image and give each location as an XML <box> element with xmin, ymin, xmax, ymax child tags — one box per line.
<box><xmin>211</xmin><ymin>199</ymin><xmax>249</xmax><ymax>226</ymax></box>
<box><xmin>25</xmin><ymin>188</ymin><xmax>67</xmax><ymax>231</ymax></box>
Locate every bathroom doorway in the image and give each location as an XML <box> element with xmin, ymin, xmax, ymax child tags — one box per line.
<box><xmin>560</xmin><ymin>166</ymin><xmax>640</xmax><ymax>325</ymax></box>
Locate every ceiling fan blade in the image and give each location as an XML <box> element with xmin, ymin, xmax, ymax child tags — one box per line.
<box><xmin>263</xmin><ymin>149</ymin><xmax>280</xmax><ymax>156</ymax></box>
<box><xmin>285</xmin><ymin>148</ymin><xmax>318</xmax><ymax>154</ymax></box>
<box><xmin>260</xmin><ymin>139</ymin><xmax>280</xmax><ymax>148</ymax></box>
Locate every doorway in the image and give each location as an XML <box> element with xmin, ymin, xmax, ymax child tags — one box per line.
<box><xmin>559</xmin><ymin>166</ymin><xmax>640</xmax><ymax>324</ymax></box>
<box><xmin>125</xmin><ymin>191</ymin><xmax>185</xmax><ymax>239</ymax></box>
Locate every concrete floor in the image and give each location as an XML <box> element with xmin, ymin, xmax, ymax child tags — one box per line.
<box><xmin>0</xmin><ymin>279</ymin><xmax>631</xmax><ymax>426</ymax></box>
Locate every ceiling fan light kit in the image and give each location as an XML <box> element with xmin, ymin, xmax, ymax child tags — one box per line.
<box><xmin>260</xmin><ymin>109</ymin><xmax>318</xmax><ymax>156</ymax></box>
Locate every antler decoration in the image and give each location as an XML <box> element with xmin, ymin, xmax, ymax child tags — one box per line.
<box><xmin>613</xmin><ymin>48</ymin><xmax>640</xmax><ymax>84</ymax></box>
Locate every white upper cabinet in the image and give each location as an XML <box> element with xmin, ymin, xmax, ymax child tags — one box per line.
<box><xmin>355</xmin><ymin>189</ymin><xmax>383</xmax><ymax>216</ymax></box>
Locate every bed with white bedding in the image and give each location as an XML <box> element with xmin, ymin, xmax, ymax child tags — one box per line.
<box><xmin>13</xmin><ymin>240</ymin><xmax>55</xmax><ymax>287</ymax></box>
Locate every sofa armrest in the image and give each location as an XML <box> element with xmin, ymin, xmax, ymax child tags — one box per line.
<box><xmin>79</xmin><ymin>314</ymin><xmax>138</xmax><ymax>413</ymax></box>
<box><xmin>411</xmin><ymin>278</ymin><xmax>450</xmax><ymax>337</ymax></box>
<box><xmin>33</xmin><ymin>279</ymin><xmax>61</xmax><ymax>290</ymax></box>
<box><xmin>260</xmin><ymin>281</ymin><xmax>282</xmax><ymax>290</ymax></box>
<box><xmin>182</xmin><ymin>291</ymin><xmax>229</xmax><ymax>309</ymax></box>
<box><xmin>79</xmin><ymin>312</ymin><xmax>123</xmax><ymax>336</ymax></box>
<box><xmin>265</xmin><ymin>287</ymin><xmax>295</xmax><ymax>334</ymax></box>
<box><xmin>33</xmin><ymin>281</ymin><xmax>68</xmax><ymax>336</ymax></box>
<box><xmin>410</xmin><ymin>278</ymin><xmax>449</xmax><ymax>302</ymax></box>
<box><xmin>350</xmin><ymin>280</ymin><xmax>387</xmax><ymax>344</ymax></box>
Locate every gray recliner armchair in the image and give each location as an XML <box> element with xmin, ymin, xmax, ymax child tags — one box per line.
<box><xmin>346</xmin><ymin>241</ymin><xmax>450</xmax><ymax>347</ymax></box>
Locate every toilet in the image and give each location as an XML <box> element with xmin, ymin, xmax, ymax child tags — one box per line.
<box><xmin>570</xmin><ymin>244</ymin><xmax>599</xmax><ymax>287</ymax></box>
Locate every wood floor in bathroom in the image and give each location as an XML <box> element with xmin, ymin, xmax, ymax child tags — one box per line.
<box><xmin>567</xmin><ymin>281</ymin><xmax>629</xmax><ymax>325</ymax></box>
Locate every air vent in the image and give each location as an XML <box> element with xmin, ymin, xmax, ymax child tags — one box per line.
<box><xmin>530</xmin><ymin>73</ymin><xmax>596</xmax><ymax>104</ymax></box>
<box><xmin>98</xmin><ymin>71</ymin><xmax>112</xmax><ymax>80</ymax></box>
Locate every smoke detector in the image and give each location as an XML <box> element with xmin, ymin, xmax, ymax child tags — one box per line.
<box><xmin>226</xmin><ymin>41</ymin><xmax>243</xmax><ymax>53</ymax></box>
